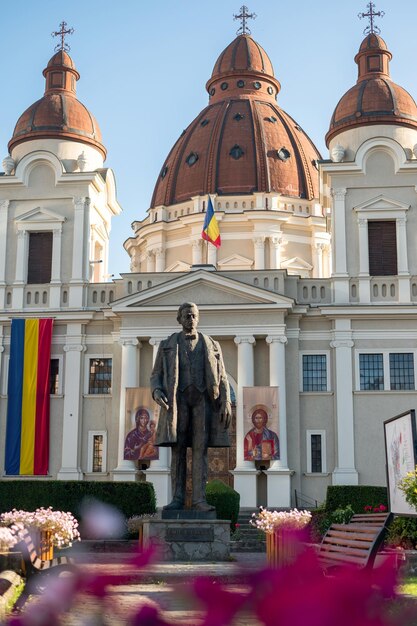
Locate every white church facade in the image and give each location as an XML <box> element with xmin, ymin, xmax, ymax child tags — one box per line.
<box><xmin>1</xmin><ymin>17</ymin><xmax>417</xmax><ymax>509</ymax></box>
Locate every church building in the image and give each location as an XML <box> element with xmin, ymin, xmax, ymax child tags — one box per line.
<box><xmin>1</xmin><ymin>8</ymin><xmax>417</xmax><ymax>509</ymax></box>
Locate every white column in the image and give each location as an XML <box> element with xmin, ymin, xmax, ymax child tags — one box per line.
<box><xmin>58</xmin><ymin>324</ymin><xmax>86</xmax><ymax>480</ymax></box>
<box><xmin>0</xmin><ymin>201</ymin><xmax>9</xmax><ymax>308</ymax></box>
<box><xmin>357</xmin><ymin>217</ymin><xmax>370</xmax><ymax>304</ymax></box>
<box><xmin>232</xmin><ymin>335</ymin><xmax>258</xmax><ymax>508</ymax></box>
<box><xmin>330</xmin><ymin>320</ymin><xmax>358</xmax><ymax>485</ymax></box>
<box><xmin>50</xmin><ymin>226</ymin><xmax>63</xmax><ymax>308</ymax></box>
<box><xmin>69</xmin><ymin>197</ymin><xmax>90</xmax><ymax>307</ymax></box>
<box><xmin>253</xmin><ymin>237</ymin><xmax>265</xmax><ymax>270</ymax></box>
<box><xmin>0</xmin><ymin>328</ymin><xmax>4</xmax><ymax>395</ymax></box>
<box><xmin>12</xmin><ymin>229</ymin><xmax>27</xmax><ymax>309</ymax></box>
<box><xmin>269</xmin><ymin>235</ymin><xmax>282</xmax><ymax>270</ymax></box>
<box><xmin>331</xmin><ymin>188</ymin><xmax>349</xmax><ymax>303</ymax></box>
<box><xmin>192</xmin><ymin>240</ymin><xmax>203</xmax><ymax>265</ymax></box>
<box><xmin>146</xmin><ymin>251</ymin><xmax>155</xmax><ymax>272</ymax></box>
<box><xmin>207</xmin><ymin>243</ymin><xmax>217</xmax><ymax>266</ymax></box>
<box><xmin>266</xmin><ymin>334</ymin><xmax>292</xmax><ymax>507</ymax></box>
<box><xmin>397</xmin><ymin>217</ymin><xmax>410</xmax><ymax>302</ymax></box>
<box><xmin>113</xmin><ymin>338</ymin><xmax>140</xmax><ymax>481</ymax></box>
<box><xmin>154</xmin><ymin>247</ymin><xmax>166</xmax><ymax>272</ymax></box>
<box><xmin>145</xmin><ymin>338</ymin><xmax>172</xmax><ymax>507</ymax></box>
<box><xmin>312</xmin><ymin>242</ymin><xmax>325</xmax><ymax>278</ymax></box>
<box><xmin>323</xmin><ymin>244</ymin><xmax>332</xmax><ymax>277</ymax></box>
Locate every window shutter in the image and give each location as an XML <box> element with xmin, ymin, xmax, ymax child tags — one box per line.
<box><xmin>368</xmin><ymin>221</ymin><xmax>397</xmax><ymax>276</ymax></box>
<box><xmin>27</xmin><ymin>232</ymin><xmax>53</xmax><ymax>284</ymax></box>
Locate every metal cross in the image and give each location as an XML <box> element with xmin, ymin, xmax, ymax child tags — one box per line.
<box><xmin>233</xmin><ymin>5</ymin><xmax>257</xmax><ymax>36</ymax></box>
<box><xmin>358</xmin><ymin>2</ymin><xmax>384</xmax><ymax>35</ymax></box>
<box><xmin>51</xmin><ymin>21</ymin><xmax>75</xmax><ymax>52</ymax></box>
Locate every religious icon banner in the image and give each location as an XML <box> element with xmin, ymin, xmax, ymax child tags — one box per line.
<box><xmin>243</xmin><ymin>387</ymin><xmax>279</xmax><ymax>461</ymax></box>
<box><xmin>124</xmin><ymin>388</ymin><xmax>160</xmax><ymax>461</ymax></box>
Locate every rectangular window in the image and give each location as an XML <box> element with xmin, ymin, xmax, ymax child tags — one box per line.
<box><xmin>302</xmin><ymin>354</ymin><xmax>327</xmax><ymax>391</ymax></box>
<box><xmin>27</xmin><ymin>232</ymin><xmax>53</xmax><ymax>284</ymax></box>
<box><xmin>50</xmin><ymin>358</ymin><xmax>60</xmax><ymax>395</ymax></box>
<box><xmin>92</xmin><ymin>435</ymin><xmax>104</xmax><ymax>472</ymax></box>
<box><xmin>368</xmin><ymin>220</ymin><xmax>397</xmax><ymax>276</ymax></box>
<box><xmin>310</xmin><ymin>434</ymin><xmax>322</xmax><ymax>473</ymax></box>
<box><xmin>306</xmin><ymin>430</ymin><xmax>326</xmax><ymax>473</ymax></box>
<box><xmin>87</xmin><ymin>430</ymin><xmax>107</xmax><ymax>473</ymax></box>
<box><xmin>88</xmin><ymin>358</ymin><xmax>112</xmax><ymax>395</ymax></box>
<box><xmin>359</xmin><ymin>353</ymin><xmax>384</xmax><ymax>390</ymax></box>
<box><xmin>389</xmin><ymin>353</ymin><xmax>414</xmax><ymax>390</ymax></box>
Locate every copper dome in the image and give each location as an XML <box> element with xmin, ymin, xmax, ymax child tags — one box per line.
<box><xmin>151</xmin><ymin>35</ymin><xmax>320</xmax><ymax>207</ymax></box>
<box><xmin>326</xmin><ymin>33</ymin><xmax>417</xmax><ymax>146</ymax></box>
<box><xmin>9</xmin><ymin>50</ymin><xmax>106</xmax><ymax>158</ymax></box>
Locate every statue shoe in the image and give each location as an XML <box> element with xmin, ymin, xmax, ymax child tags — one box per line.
<box><xmin>163</xmin><ymin>498</ymin><xmax>184</xmax><ymax>510</ymax></box>
<box><xmin>192</xmin><ymin>500</ymin><xmax>215</xmax><ymax>512</ymax></box>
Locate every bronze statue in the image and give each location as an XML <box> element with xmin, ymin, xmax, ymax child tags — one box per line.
<box><xmin>151</xmin><ymin>302</ymin><xmax>231</xmax><ymax>512</ymax></box>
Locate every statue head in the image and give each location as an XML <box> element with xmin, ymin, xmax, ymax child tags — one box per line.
<box><xmin>177</xmin><ymin>302</ymin><xmax>199</xmax><ymax>333</ymax></box>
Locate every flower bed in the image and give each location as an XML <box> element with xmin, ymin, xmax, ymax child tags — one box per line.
<box><xmin>0</xmin><ymin>527</ymin><xmax>18</xmax><ymax>552</ymax></box>
<box><xmin>0</xmin><ymin>507</ymin><xmax>80</xmax><ymax>549</ymax></box>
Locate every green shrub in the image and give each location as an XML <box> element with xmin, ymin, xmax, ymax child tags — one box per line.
<box><xmin>206</xmin><ymin>479</ymin><xmax>240</xmax><ymax>529</ymax></box>
<box><xmin>385</xmin><ymin>516</ymin><xmax>417</xmax><ymax>549</ymax></box>
<box><xmin>0</xmin><ymin>481</ymin><xmax>156</xmax><ymax>523</ymax></box>
<box><xmin>309</xmin><ymin>504</ymin><xmax>355</xmax><ymax>541</ymax></box>
<box><xmin>325</xmin><ymin>485</ymin><xmax>388</xmax><ymax>513</ymax></box>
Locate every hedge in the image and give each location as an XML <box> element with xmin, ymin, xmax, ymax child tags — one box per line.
<box><xmin>0</xmin><ymin>481</ymin><xmax>156</xmax><ymax>520</ymax></box>
<box><xmin>206</xmin><ymin>479</ymin><xmax>240</xmax><ymax>529</ymax></box>
<box><xmin>325</xmin><ymin>485</ymin><xmax>388</xmax><ymax>513</ymax></box>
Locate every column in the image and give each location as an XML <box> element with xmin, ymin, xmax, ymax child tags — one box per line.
<box><xmin>266</xmin><ymin>334</ymin><xmax>292</xmax><ymax>507</ymax></box>
<box><xmin>146</xmin><ymin>251</ymin><xmax>155</xmax><ymax>272</ymax></box>
<box><xmin>397</xmin><ymin>217</ymin><xmax>410</xmax><ymax>302</ymax></box>
<box><xmin>154</xmin><ymin>247</ymin><xmax>166</xmax><ymax>272</ymax></box>
<box><xmin>253</xmin><ymin>237</ymin><xmax>265</xmax><ymax>270</ymax></box>
<box><xmin>113</xmin><ymin>337</ymin><xmax>140</xmax><ymax>481</ymax></box>
<box><xmin>12</xmin><ymin>229</ymin><xmax>27</xmax><ymax>309</ymax></box>
<box><xmin>357</xmin><ymin>217</ymin><xmax>370</xmax><ymax>303</ymax></box>
<box><xmin>50</xmin><ymin>226</ymin><xmax>63</xmax><ymax>308</ymax></box>
<box><xmin>0</xmin><ymin>201</ymin><xmax>9</xmax><ymax>308</ymax></box>
<box><xmin>145</xmin><ymin>338</ymin><xmax>172</xmax><ymax>507</ymax></box>
<box><xmin>69</xmin><ymin>197</ymin><xmax>90</xmax><ymax>307</ymax></box>
<box><xmin>330</xmin><ymin>320</ymin><xmax>358</xmax><ymax>485</ymax></box>
<box><xmin>192</xmin><ymin>240</ymin><xmax>203</xmax><ymax>265</ymax></box>
<box><xmin>312</xmin><ymin>243</ymin><xmax>325</xmax><ymax>278</ymax></box>
<box><xmin>207</xmin><ymin>243</ymin><xmax>217</xmax><ymax>266</ymax></box>
<box><xmin>58</xmin><ymin>324</ymin><xmax>86</xmax><ymax>480</ymax></box>
<box><xmin>0</xmin><ymin>328</ymin><xmax>4</xmax><ymax>397</ymax></box>
<box><xmin>269</xmin><ymin>235</ymin><xmax>282</xmax><ymax>270</ymax></box>
<box><xmin>232</xmin><ymin>335</ymin><xmax>258</xmax><ymax>508</ymax></box>
<box><xmin>331</xmin><ymin>188</ymin><xmax>349</xmax><ymax>303</ymax></box>
<box><xmin>323</xmin><ymin>244</ymin><xmax>332</xmax><ymax>277</ymax></box>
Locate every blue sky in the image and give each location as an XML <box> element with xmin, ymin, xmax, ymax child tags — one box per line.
<box><xmin>1</xmin><ymin>1</ymin><xmax>417</xmax><ymax>277</ymax></box>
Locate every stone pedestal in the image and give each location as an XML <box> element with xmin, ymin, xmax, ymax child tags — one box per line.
<box><xmin>142</xmin><ymin>519</ymin><xmax>230</xmax><ymax>561</ymax></box>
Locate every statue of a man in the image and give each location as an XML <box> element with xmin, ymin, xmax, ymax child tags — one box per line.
<box><xmin>151</xmin><ymin>302</ymin><xmax>232</xmax><ymax>512</ymax></box>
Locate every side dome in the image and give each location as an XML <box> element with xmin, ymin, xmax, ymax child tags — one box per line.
<box><xmin>8</xmin><ymin>50</ymin><xmax>106</xmax><ymax>159</ymax></box>
<box><xmin>326</xmin><ymin>33</ymin><xmax>417</xmax><ymax>146</ymax></box>
<box><xmin>151</xmin><ymin>34</ymin><xmax>320</xmax><ymax>207</ymax></box>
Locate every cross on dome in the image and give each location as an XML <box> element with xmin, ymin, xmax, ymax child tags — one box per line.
<box><xmin>233</xmin><ymin>5</ymin><xmax>256</xmax><ymax>36</ymax></box>
<box><xmin>358</xmin><ymin>2</ymin><xmax>384</xmax><ymax>35</ymax></box>
<box><xmin>51</xmin><ymin>21</ymin><xmax>75</xmax><ymax>52</ymax></box>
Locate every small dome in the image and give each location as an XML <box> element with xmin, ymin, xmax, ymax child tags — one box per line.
<box><xmin>151</xmin><ymin>35</ymin><xmax>320</xmax><ymax>207</ymax></box>
<box><xmin>8</xmin><ymin>50</ymin><xmax>106</xmax><ymax>158</ymax></box>
<box><xmin>326</xmin><ymin>33</ymin><xmax>417</xmax><ymax>146</ymax></box>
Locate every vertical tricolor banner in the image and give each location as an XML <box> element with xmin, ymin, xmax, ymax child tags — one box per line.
<box><xmin>5</xmin><ymin>319</ymin><xmax>53</xmax><ymax>475</ymax></box>
<box><xmin>202</xmin><ymin>196</ymin><xmax>221</xmax><ymax>248</ymax></box>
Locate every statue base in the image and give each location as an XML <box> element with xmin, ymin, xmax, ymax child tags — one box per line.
<box><xmin>143</xmin><ymin>519</ymin><xmax>230</xmax><ymax>561</ymax></box>
<box><xmin>161</xmin><ymin>509</ymin><xmax>216</xmax><ymax>520</ymax></box>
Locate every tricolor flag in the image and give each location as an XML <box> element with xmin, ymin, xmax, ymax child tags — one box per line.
<box><xmin>202</xmin><ymin>196</ymin><xmax>221</xmax><ymax>248</ymax></box>
<box><xmin>5</xmin><ymin>319</ymin><xmax>53</xmax><ymax>475</ymax></box>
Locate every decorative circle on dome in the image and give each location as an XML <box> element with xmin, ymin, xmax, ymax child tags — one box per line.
<box><xmin>221</xmin><ymin>82</ymin><xmax>228</xmax><ymax>91</ymax></box>
<box><xmin>277</xmin><ymin>147</ymin><xmax>291</xmax><ymax>161</ymax></box>
<box><xmin>185</xmin><ymin>152</ymin><xmax>199</xmax><ymax>166</ymax></box>
<box><xmin>253</xmin><ymin>81</ymin><xmax>261</xmax><ymax>90</ymax></box>
<box><xmin>229</xmin><ymin>144</ymin><xmax>244</xmax><ymax>160</ymax></box>
<box><xmin>237</xmin><ymin>79</ymin><xmax>245</xmax><ymax>88</ymax></box>
<box><xmin>210</xmin><ymin>88</ymin><xmax>215</xmax><ymax>96</ymax></box>
<box><xmin>267</xmin><ymin>86</ymin><xmax>274</xmax><ymax>95</ymax></box>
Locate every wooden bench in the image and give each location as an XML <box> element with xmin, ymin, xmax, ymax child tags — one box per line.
<box><xmin>10</xmin><ymin>524</ymin><xmax>75</xmax><ymax>609</ymax></box>
<box><xmin>318</xmin><ymin>513</ymin><xmax>393</xmax><ymax>570</ymax></box>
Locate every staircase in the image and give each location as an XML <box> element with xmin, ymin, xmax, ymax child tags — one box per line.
<box><xmin>230</xmin><ymin>510</ymin><xmax>266</xmax><ymax>553</ymax></box>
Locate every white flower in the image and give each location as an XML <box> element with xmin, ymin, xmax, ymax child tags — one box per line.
<box><xmin>250</xmin><ymin>507</ymin><xmax>312</xmax><ymax>534</ymax></box>
<box><xmin>0</xmin><ymin>507</ymin><xmax>80</xmax><ymax>548</ymax></box>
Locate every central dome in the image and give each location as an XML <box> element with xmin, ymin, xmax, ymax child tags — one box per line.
<box><xmin>150</xmin><ymin>34</ymin><xmax>320</xmax><ymax>208</ymax></box>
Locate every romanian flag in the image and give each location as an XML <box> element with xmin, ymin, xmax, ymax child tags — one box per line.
<box><xmin>5</xmin><ymin>319</ymin><xmax>53</xmax><ymax>475</ymax></box>
<box><xmin>202</xmin><ymin>196</ymin><xmax>221</xmax><ymax>248</ymax></box>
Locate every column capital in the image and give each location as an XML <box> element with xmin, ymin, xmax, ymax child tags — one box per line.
<box><xmin>16</xmin><ymin>229</ymin><xmax>26</xmax><ymax>239</ymax></box>
<box><xmin>357</xmin><ymin>217</ymin><xmax>367</xmax><ymax>227</ymax></box>
<box><xmin>149</xmin><ymin>337</ymin><xmax>163</xmax><ymax>348</ymax></box>
<box><xmin>234</xmin><ymin>335</ymin><xmax>256</xmax><ymax>346</ymax></box>
<box><xmin>74</xmin><ymin>196</ymin><xmax>90</xmax><ymax>210</ymax></box>
<box><xmin>64</xmin><ymin>344</ymin><xmax>87</xmax><ymax>353</ymax></box>
<box><xmin>397</xmin><ymin>217</ymin><xmax>407</xmax><ymax>226</ymax></box>
<box><xmin>191</xmin><ymin>239</ymin><xmax>202</xmax><ymax>249</ymax></box>
<box><xmin>266</xmin><ymin>334</ymin><xmax>288</xmax><ymax>345</ymax></box>
<box><xmin>270</xmin><ymin>234</ymin><xmax>285</xmax><ymax>247</ymax></box>
<box><xmin>314</xmin><ymin>242</ymin><xmax>327</xmax><ymax>251</ymax></box>
<box><xmin>0</xmin><ymin>200</ymin><xmax>10</xmax><ymax>211</ymax></box>
<box><xmin>119</xmin><ymin>337</ymin><xmax>140</xmax><ymax>348</ymax></box>
<box><xmin>153</xmin><ymin>247</ymin><xmax>165</xmax><ymax>258</ymax></box>
<box><xmin>253</xmin><ymin>236</ymin><xmax>265</xmax><ymax>248</ymax></box>
<box><xmin>331</xmin><ymin>187</ymin><xmax>347</xmax><ymax>199</ymax></box>
<box><xmin>330</xmin><ymin>339</ymin><xmax>354</xmax><ymax>349</ymax></box>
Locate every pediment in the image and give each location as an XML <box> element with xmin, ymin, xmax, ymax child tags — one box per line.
<box><xmin>217</xmin><ymin>254</ymin><xmax>253</xmax><ymax>270</ymax></box>
<box><xmin>281</xmin><ymin>257</ymin><xmax>313</xmax><ymax>273</ymax></box>
<box><xmin>112</xmin><ymin>269</ymin><xmax>294</xmax><ymax>311</ymax></box>
<box><xmin>165</xmin><ymin>260</ymin><xmax>191</xmax><ymax>272</ymax></box>
<box><xmin>354</xmin><ymin>195</ymin><xmax>409</xmax><ymax>213</ymax></box>
<box><xmin>15</xmin><ymin>207</ymin><xmax>66</xmax><ymax>224</ymax></box>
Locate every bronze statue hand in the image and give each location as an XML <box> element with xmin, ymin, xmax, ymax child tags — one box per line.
<box><xmin>153</xmin><ymin>388</ymin><xmax>169</xmax><ymax>411</ymax></box>
<box><xmin>220</xmin><ymin>401</ymin><xmax>232</xmax><ymax>430</ymax></box>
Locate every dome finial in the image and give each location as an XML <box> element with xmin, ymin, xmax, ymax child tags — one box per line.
<box><xmin>233</xmin><ymin>5</ymin><xmax>256</xmax><ymax>36</ymax></box>
<box><xmin>358</xmin><ymin>2</ymin><xmax>384</xmax><ymax>35</ymax></box>
<box><xmin>51</xmin><ymin>21</ymin><xmax>75</xmax><ymax>52</ymax></box>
